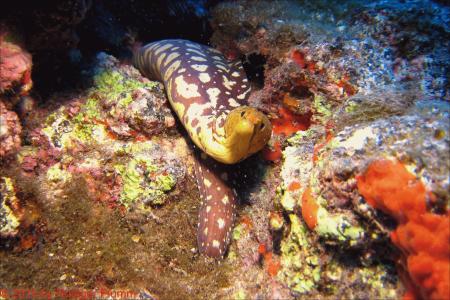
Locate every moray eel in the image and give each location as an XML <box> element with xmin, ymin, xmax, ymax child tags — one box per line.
<box><xmin>133</xmin><ymin>39</ymin><xmax>271</xmax><ymax>257</ymax></box>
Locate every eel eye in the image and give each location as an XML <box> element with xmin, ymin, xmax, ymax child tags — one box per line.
<box><xmin>259</xmin><ymin>123</ymin><xmax>265</xmax><ymax>130</ymax></box>
<box><xmin>240</xmin><ymin>111</ymin><xmax>246</xmax><ymax>117</ymax></box>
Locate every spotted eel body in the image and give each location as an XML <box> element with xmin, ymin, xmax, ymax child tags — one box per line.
<box><xmin>133</xmin><ymin>39</ymin><xmax>271</xmax><ymax>257</ymax></box>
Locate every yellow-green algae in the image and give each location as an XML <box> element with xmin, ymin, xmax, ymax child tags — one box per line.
<box><xmin>41</xmin><ymin>68</ymin><xmax>160</xmax><ymax>151</ymax></box>
<box><xmin>231</xmin><ymin>223</ymin><xmax>247</xmax><ymax>241</ymax></box>
<box><xmin>314</xmin><ymin>205</ymin><xmax>365</xmax><ymax>246</ymax></box>
<box><xmin>0</xmin><ymin>177</ymin><xmax>21</xmax><ymax>236</ymax></box>
<box><xmin>306</xmin><ymin>161</ymin><xmax>365</xmax><ymax>247</ymax></box>
<box><xmin>323</xmin><ymin>260</ymin><xmax>400</xmax><ymax>299</ymax></box>
<box><xmin>286</xmin><ymin>129</ymin><xmax>315</xmax><ymax>145</ymax></box>
<box><xmin>42</xmin><ymin>98</ymin><xmax>108</xmax><ymax>150</ymax></box>
<box><xmin>269</xmin><ymin>213</ymin><xmax>284</xmax><ymax>231</ymax></box>
<box><xmin>232</xmin><ymin>289</ymin><xmax>247</xmax><ymax>300</ymax></box>
<box><xmin>312</xmin><ymin>93</ymin><xmax>333</xmax><ymax>124</ymax></box>
<box><xmin>113</xmin><ymin>141</ymin><xmax>177</xmax><ymax>207</ymax></box>
<box><xmin>93</xmin><ymin>70</ymin><xmax>158</xmax><ymax>107</ymax></box>
<box><xmin>278</xmin><ymin>214</ymin><xmax>321</xmax><ymax>294</ymax></box>
<box><xmin>46</xmin><ymin>163</ymin><xmax>72</xmax><ymax>184</ymax></box>
<box><xmin>114</xmin><ymin>157</ymin><xmax>176</xmax><ymax>207</ymax></box>
<box><xmin>37</xmin><ymin>70</ymin><xmax>177</xmax><ymax>210</ymax></box>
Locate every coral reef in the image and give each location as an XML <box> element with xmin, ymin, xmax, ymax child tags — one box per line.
<box><xmin>0</xmin><ymin>0</ymin><xmax>448</xmax><ymax>299</ymax></box>
<box><xmin>271</xmin><ymin>103</ymin><xmax>448</xmax><ymax>298</ymax></box>
<box><xmin>16</xmin><ymin>53</ymin><xmax>184</xmax><ymax>211</ymax></box>
<box><xmin>208</xmin><ymin>1</ymin><xmax>448</xmax><ymax>298</ymax></box>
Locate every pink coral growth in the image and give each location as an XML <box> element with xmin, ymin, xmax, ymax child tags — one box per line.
<box><xmin>20</xmin><ymin>129</ymin><xmax>62</xmax><ymax>174</ymax></box>
<box><xmin>0</xmin><ymin>100</ymin><xmax>22</xmax><ymax>158</ymax></box>
<box><xmin>0</xmin><ymin>37</ymin><xmax>32</xmax><ymax>95</ymax></box>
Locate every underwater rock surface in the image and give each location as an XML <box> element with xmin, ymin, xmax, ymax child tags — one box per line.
<box><xmin>0</xmin><ymin>0</ymin><xmax>449</xmax><ymax>299</ymax></box>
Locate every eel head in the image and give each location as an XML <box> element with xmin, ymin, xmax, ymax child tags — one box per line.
<box><xmin>218</xmin><ymin>106</ymin><xmax>271</xmax><ymax>164</ymax></box>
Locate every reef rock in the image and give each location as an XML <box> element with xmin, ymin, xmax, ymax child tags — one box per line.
<box><xmin>16</xmin><ymin>51</ymin><xmax>185</xmax><ymax>211</ymax></box>
<box><xmin>275</xmin><ymin>101</ymin><xmax>449</xmax><ymax>298</ymax></box>
<box><xmin>90</xmin><ymin>52</ymin><xmax>176</xmax><ymax>137</ymax></box>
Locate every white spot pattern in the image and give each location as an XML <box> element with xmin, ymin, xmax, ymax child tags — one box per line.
<box><xmin>175</xmin><ymin>75</ymin><xmax>200</xmax><ymax>98</ymax></box>
<box><xmin>192</xmin><ymin>64</ymin><xmax>208</xmax><ymax>72</ymax></box>
<box><xmin>199</xmin><ymin>73</ymin><xmax>211</xmax><ymax>83</ymax></box>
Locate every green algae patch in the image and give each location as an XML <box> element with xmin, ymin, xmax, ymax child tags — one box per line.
<box><xmin>46</xmin><ymin>163</ymin><xmax>73</xmax><ymax>185</ymax></box>
<box><xmin>315</xmin><ymin>206</ymin><xmax>365</xmax><ymax>247</ymax></box>
<box><xmin>114</xmin><ymin>158</ymin><xmax>176</xmax><ymax>207</ymax></box>
<box><xmin>286</xmin><ymin>129</ymin><xmax>315</xmax><ymax>146</ymax></box>
<box><xmin>41</xmin><ymin>98</ymin><xmax>108</xmax><ymax>150</ymax></box>
<box><xmin>278</xmin><ymin>214</ymin><xmax>321</xmax><ymax>295</ymax></box>
<box><xmin>93</xmin><ymin>70</ymin><xmax>158</xmax><ymax>107</ymax></box>
<box><xmin>81</xmin><ymin>98</ymin><xmax>102</xmax><ymax>120</ymax></box>
<box><xmin>41</xmin><ymin>102</ymin><xmax>180</xmax><ymax>209</ymax></box>
<box><xmin>312</xmin><ymin>93</ymin><xmax>333</xmax><ymax>124</ymax></box>
<box><xmin>232</xmin><ymin>223</ymin><xmax>246</xmax><ymax>241</ymax></box>
<box><xmin>113</xmin><ymin>141</ymin><xmax>177</xmax><ymax>208</ymax></box>
<box><xmin>233</xmin><ymin>289</ymin><xmax>247</xmax><ymax>300</ymax></box>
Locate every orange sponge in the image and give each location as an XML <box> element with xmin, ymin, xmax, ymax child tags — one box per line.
<box><xmin>271</xmin><ymin>106</ymin><xmax>309</xmax><ymax>136</ymax></box>
<box><xmin>357</xmin><ymin>159</ymin><xmax>449</xmax><ymax>300</ymax></box>
<box><xmin>301</xmin><ymin>187</ymin><xmax>319</xmax><ymax>230</ymax></box>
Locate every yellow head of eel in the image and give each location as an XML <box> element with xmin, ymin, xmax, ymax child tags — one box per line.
<box><xmin>202</xmin><ymin>106</ymin><xmax>271</xmax><ymax>164</ymax></box>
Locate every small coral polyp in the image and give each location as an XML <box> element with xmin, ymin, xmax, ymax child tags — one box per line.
<box><xmin>357</xmin><ymin>159</ymin><xmax>449</xmax><ymax>300</ymax></box>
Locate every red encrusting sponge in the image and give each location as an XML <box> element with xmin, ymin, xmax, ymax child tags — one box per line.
<box><xmin>356</xmin><ymin>159</ymin><xmax>449</xmax><ymax>300</ymax></box>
